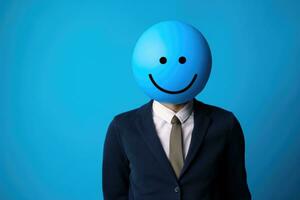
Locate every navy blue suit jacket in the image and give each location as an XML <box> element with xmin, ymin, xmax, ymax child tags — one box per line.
<box><xmin>102</xmin><ymin>99</ymin><xmax>251</xmax><ymax>200</ymax></box>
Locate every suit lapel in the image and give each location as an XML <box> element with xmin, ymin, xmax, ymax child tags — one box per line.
<box><xmin>135</xmin><ymin>100</ymin><xmax>178</xmax><ymax>181</ymax></box>
<box><xmin>135</xmin><ymin>99</ymin><xmax>211</xmax><ymax>181</ymax></box>
<box><xmin>179</xmin><ymin>99</ymin><xmax>211</xmax><ymax>179</ymax></box>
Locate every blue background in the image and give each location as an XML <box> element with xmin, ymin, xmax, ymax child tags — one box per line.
<box><xmin>1</xmin><ymin>0</ymin><xmax>299</xmax><ymax>199</ymax></box>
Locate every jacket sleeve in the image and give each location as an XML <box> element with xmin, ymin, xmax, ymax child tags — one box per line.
<box><xmin>225</xmin><ymin>113</ymin><xmax>251</xmax><ymax>200</ymax></box>
<box><xmin>102</xmin><ymin>118</ymin><xmax>130</xmax><ymax>200</ymax></box>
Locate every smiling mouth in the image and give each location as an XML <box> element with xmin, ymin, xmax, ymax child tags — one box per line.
<box><xmin>148</xmin><ymin>74</ymin><xmax>197</xmax><ymax>94</ymax></box>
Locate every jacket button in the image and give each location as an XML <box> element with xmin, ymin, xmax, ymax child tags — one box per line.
<box><xmin>174</xmin><ymin>186</ymin><xmax>180</xmax><ymax>193</ymax></box>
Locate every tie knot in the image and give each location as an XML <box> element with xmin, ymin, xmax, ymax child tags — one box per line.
<box><xmin>171</xmin><ymin>116</ymin><xmax>181</xmax><ymax>124</ymax></box>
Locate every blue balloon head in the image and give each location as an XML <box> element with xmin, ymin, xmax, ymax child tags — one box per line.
<box><xmin>132</xmin><ymin>20</ymin><xmax>212</xmax><ymax>104</ymax></box>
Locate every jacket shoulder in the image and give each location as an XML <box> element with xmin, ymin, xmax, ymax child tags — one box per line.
<box><xmin>196</xmin><ymin>100</ymin><xmax>237</xmax><ymax>124</ymax></box>
<box><xmin>113</xmin><ymin>107</ymin><xmax>140</xmax><ymax>122</ymax></box>
<box><xmin>198</xmin><ymin>100</ymin><xmax>232</xmax><ymax>114</ymax></box>
<box><xmin>110</xmin><ymin>101</ymin><xmax>149</xmax><ymax>127</ymax></box>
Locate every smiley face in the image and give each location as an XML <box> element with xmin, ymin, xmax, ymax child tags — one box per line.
<box><xmin>148</xmin><ymin>56</ymin><xmax>198</xmax><ymax>94</ymax></box>
<box><xmin>132</xmin><ymin>20</ymin><xmax>212</xmax><ymax>104</ymax></box>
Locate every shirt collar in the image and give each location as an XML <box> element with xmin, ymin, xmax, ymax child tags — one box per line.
<box><xmin>152</xmin><ymin>100</ymin><xmax>193</xmax><ymax>124</ymax></box>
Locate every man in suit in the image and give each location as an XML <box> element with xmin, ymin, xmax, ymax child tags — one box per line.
<box><xmin>102</xmin><ymin>21</ymin><xmax>251</xmax><ymax>200</ymax></box>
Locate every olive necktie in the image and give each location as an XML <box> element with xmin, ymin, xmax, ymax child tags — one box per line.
<box><xmin>169</xmin><ymin>115</ymin><xmax>184</xmax><ymax>178</ymax></box>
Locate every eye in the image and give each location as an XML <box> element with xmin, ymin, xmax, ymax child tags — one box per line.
<box><xmin>178</xmin><ymin>56</ymin><xmax>186</xmax><ymax>64</ymax></box>
<box><xmin>159</xmin><ymin>57</ymin><xmax>167</xmax><ymax>64</ymax></box>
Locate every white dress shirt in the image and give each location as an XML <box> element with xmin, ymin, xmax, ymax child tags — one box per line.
<box><xmin>152</xmin><ymin>100</ymin><xmax>194</xmax><ymax>159</ymax></box>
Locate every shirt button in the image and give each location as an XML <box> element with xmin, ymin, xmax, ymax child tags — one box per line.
<box><xmin>174</xmin><ymin>186</ymin><xmax>180</xmax><ymax>193</ymax></box>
